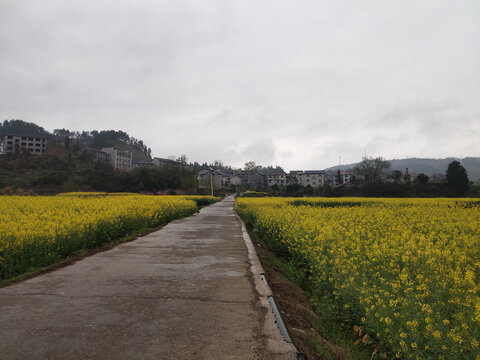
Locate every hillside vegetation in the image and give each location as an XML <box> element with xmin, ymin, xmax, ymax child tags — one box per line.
<box><xmin>0</xmin><ymin>151</ymin><xmax>197</xmax><ymax>195</ymax></box>
<box><xmin>327</xmin><ymin>157</ymin><xmax>480</xmax><ymax>184</ymax></box>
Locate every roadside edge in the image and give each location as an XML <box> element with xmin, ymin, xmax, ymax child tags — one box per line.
<box><xmin>234</xmin><ymin>201</ymin><xmax>300</xmax><ymax>360</ymax></box>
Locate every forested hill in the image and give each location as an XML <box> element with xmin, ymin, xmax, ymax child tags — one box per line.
<box><xmin>0</xmin><ymin>119</ymin><xmax>51</xmax><ymax>139</ymax></box>
<box><xmin>0</xmin><ymin>119</ymin><xmax>151</xmax><ymax>162</ymax></box>
<box><xmin>326</xmin><ymin>157</ymin><xmax>480</xmax><ymax>183</ymax></box>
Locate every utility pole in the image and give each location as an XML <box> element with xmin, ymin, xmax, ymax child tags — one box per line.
<box><xmin>209</xmin><ymin>167</ymin><xmax>214</xmax><ymax>201</ymax></box>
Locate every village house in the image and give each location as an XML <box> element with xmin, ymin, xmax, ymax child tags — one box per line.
<box><xmin>290</xmin><ymin>170</ymin><xmax>326</xmax><ymax>188</ymax></box>
<box><xmin>263</xmin><ymin>169</ymin><xmax>287</xmax><ymax>187</ymax></box>
<box><xmin>133</xmin><ymin>162</ymin><xmax>155</xmax><ymax>168</ymax></box>
<box><xmin>153</xmin><ymin>157</ymin><xmax>178</xmax><ymax>167</ymax></box>
<box><xmin>219</xmin><ymin>169</ymin><xmax>234</xmax><ymax>188</ymax></box>
<box><xmin>247</xmin><ymin>170</ymin><xmax>268</xmax><ymax>189</ymax></box>
<box><xmin>197</xmin><ymin>169</ymin><xmax>222</xmax><ymax>190</ymax></box>
<box><xmin>339</xmin><ymin>171</ymin><xmax>353</xmax><ymax>183</ymax></box>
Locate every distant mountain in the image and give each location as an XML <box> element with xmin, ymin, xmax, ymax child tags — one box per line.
<box><xmin>326</xmin><ymin>157</ymin><xmax>480</xmax><ymax>183</ymax></box>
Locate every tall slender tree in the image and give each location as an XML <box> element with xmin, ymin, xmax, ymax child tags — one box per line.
<box><xmin>446</xmin><ymin>160</ymin><xmax>469</xmax><ymax>196</ymax></box>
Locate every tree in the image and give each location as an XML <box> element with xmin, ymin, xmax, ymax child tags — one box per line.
<box><xmin>353</xmin><ymin>157</ymin><xmax>391</xmax><ymax>182</ymax></box>
<box><xmin>403</xmin><ymin>168</ymin><xmax>411</xmax><ymax>184</ymax></box>
<box><xmin>446</xmin><ymin>160</ymin><xmax>469</xmax><ymax>196</ymax></box>
<box><xmin>1</xmin><ymin>119</ymin><xmax>51</xmax><ymax>139</ymax></box>
<box><xmin>244</xmin><ymin>161</ymin><xmax>261</xmax><ymax>171</ymax></box>
<box><xmin>416</xmin><ymin>173</ymin><xmax>429</xmax><ymax>183</ymax></box>
<box><xmin>392</xmin><ymin>170</ymin><xmax>403</xmax><ymax>183</ymax></box>
<box><xmin>270</xmin><ymin>184</ymin><xmax>279</xmax><ymax>191</ymax></box>
<box><xmin>176</xmin><ymin>154</ymin><xmax>188</xmax><ymax>165</ymax></box>
<box><xmin>285</xmin><ymin>183</ymin><xmax>301</xmax><ymax>193</ymax></box>
<box><xmin>213</xmin><ymin>160</ymin><xmax>224</xmax><ymax>169</ymax></box>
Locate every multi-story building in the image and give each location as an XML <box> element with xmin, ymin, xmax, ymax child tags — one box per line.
<box><xmin>84</xmin><ymin>148</ymin><xmax>110</xmax><ymax>162</ymax></box>
<box><xmin>4</xmin><ymin>134</ymin><xmax>47</xmax><ymax>155</ymax></box>
<box><xmin>304</xmin><ymin>170</ymin><xmax>325</xmax><ymax>188</ymax></box>
<box><xmin>101</xmin><ymin>147</ymin><xmax>132</xmax><ymax>171</ymax></box>
<box><xmin>83</xmin><ymin>147</ymin><xmax>132</xmax><ymax>171</ymax></box>
<box><xmin>290</xmin><ymin>170</ymin><xmax>325</xmax><ymax>188</ymax></box>
<box><xmin>265</xmin><ymin>170</ymin><xmax>287</xmax><ymax>187</ymax></box>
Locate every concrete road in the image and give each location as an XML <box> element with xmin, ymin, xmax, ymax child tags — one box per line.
<box><xmin>0</xmin><ymin>196</ymin><xmax>297</xmax><ymax>360</ymax></box>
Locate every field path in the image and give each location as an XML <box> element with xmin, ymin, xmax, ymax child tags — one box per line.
<box><xmin>0</xmin><ymin>196</ymin><xmax>296</xmax><ymax>360</ymax></box>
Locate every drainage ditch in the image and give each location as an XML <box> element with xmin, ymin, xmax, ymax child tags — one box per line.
<box><xmin>261</xmin><ymin>273</ymin><xmax>307</xmax><ymax>360</ymax></box>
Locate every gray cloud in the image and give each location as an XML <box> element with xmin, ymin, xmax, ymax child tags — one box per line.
<box><xmin>242</xmin><ymin>138</ymin><xmax>277</xmax><ymax>165</ymax></box>
<box><xmin>1</xmin><ymin>0</ymin><xmax>479</xmax><ymax>170</ymax></box>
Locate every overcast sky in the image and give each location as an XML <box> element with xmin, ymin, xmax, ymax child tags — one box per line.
<box><xmin>0</xmin><ymin>1</ymin><xmax>479</xmax><ymax>170</ymax></box>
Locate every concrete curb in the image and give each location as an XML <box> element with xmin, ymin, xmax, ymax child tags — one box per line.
<box><xmin>234</xmin><ymin>201</ymin><xmax>299</xmax><ymax>360</ymax></box>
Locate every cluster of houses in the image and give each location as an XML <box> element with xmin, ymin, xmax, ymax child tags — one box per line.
<box><xmin>197</xmin><ymin>167</ymin><xmax>449</xmax><ymax>191</ymax></box>
<box><xmin>2</xmin><ymin>133</ymin><xmax>449</xmax><ymax>187</ymax></box>
<box><xmin>197</xmin><ymin>168</ymin><xmax>355</xmax><ymax>190</ymax></box>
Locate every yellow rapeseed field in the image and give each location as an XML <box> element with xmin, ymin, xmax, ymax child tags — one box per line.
<box><xmin>237</xmin><ymin>197</ymin><xmax>480</xmax><ymax>359</ymax></box>
<box><xmin>0</xmin><ymin>194</ymin><xmax>216</xmax><ymax>280</ymax></box>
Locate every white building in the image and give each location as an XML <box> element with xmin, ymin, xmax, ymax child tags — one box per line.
<box><xmin>266</xmin><ymin>171</ymin><xmax>287</xmax><ymax>187</ymax></box>
<box><xmin>101</xmin><ymin>147</ymin><xmax>132</xmax><ymax>171</ymax></box>
<box><xmin>4</xmin><ymin>134</ymin><xmax>47</xmax><ymax>155</ymax></box>
<box><xmin>290</xmin><ymin>170</ymin><xmax>325</xmax><ymax>188</ymax></box>
<box><xmin>340</xmin><ymin>171</ymin><xmax>353</xmax><ymax>183</ymax></box>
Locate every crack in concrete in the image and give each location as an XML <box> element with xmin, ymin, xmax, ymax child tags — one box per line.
<box><xmin>0</xmin><ymin>292</ymin><xmax>250</xmax><ymax>304</ymax></box>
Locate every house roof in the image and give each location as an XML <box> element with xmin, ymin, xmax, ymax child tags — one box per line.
<box><xmin>83</xmin><ymin>147</ymin><xmax>106</xmax><ymax>153</ymax></box>
<box><xmin>261</xmin><ymin>168</ymin><xmax>286</xmax><ymax>175</ymax></box>
<box><xmin>154</xmin><ymin>157</ymin><xmax>178</xmax><ymax>165</ymax></box>
<box><xmin>304</xmin><ymin>170</ymin><xmax>325</xmax><ymax>174</ymax></box>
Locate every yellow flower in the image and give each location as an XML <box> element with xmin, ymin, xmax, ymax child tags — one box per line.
<box><xmin>236</xmin><ymin>196</ymin><xmax>480</xmax><ymax>358</ymax></box>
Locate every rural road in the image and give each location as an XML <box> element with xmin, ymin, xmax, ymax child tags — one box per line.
<box><xmin>0</xmin><ymin>196</ymin><xmax>297</xmax><ymax>359</ymax></box>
